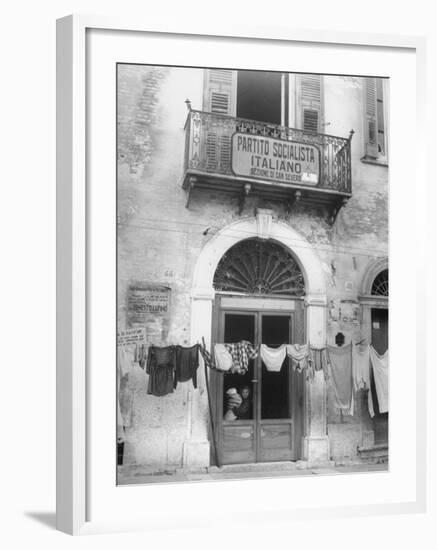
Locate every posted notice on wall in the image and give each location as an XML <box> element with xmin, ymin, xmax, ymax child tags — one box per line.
<box><xmin>231</xmin><ymin>133</ymin><xmax>320</xmax><ymax>186</ymax></box>
<box><xmin>127</xmin><ymin>283</ymin><xmax>171</xmax><ymax>324</ymax></box>
<box><xmin>117</xmin><ymin>327</ymin><xmax>146</xmax><ymax>346</ymax></box>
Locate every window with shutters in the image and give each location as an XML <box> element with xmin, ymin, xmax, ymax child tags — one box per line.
<box><xmin>202</xmin><ymin>69</ymin><xmax>237</xmax><ymax>173</ymax></box>
<box><xmin>362</xmin><ymin>77</ymin><xmax>388</xmax><ymax>164</ymax></box>
<box><xmin>203</xmin><ymin>69</ymin><xmax>237</xmax><ymax>115</ymax></box>
<box><xmin>295</xmin><ymin>74</ymin><xmax>323</xmax><ymax>133</ymax></box>
<box><xmin>184</xmin><ymin>68</ymin><xmax>351</xmax><ymax>209</ymax></box>
<box><xmin>203</xmin><ymin>70</ymin><xmax>324</xmax><ymax>132</ymax></box>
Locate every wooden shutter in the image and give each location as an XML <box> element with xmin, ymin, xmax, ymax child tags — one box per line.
<box><xmin>203</xmin><ymin>69</ymin><xmax>236</xmax><ymax>115</ymax></box>
<box><xmin>376</xmin><ymin>78</ymin><xmax>386</xmax><ymax>156</ymax></box>
<box><xmin>364</xmin><ymin>77</ymin><xmax>378</xmax><ymax>159</ymax></box>
<box><xmin>203</xmin><ymin>69</ymin><xmax>236</xmax><ymax>172</ymax></box>
<box><xmin>298</xmin><ymin>74</ymin><xmax>322</xmax><ymax>132</ymax></box>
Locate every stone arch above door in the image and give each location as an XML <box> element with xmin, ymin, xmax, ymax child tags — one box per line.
<box><xmin>360</xmin><ymin>257</ymin><xmax>389</xmax><ymax>296</ymax></box>
<box><xmin>191</xmin><ymin>209</ymin><xmax>327</xmax><ymax>305</ymax></box>
<box><xmin>213</xmin><ymin>237</ymin><xmax>306</xmax><ymax>297</ymax></box>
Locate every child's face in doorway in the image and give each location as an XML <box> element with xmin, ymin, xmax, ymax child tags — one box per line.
<box><xmin>241</xmin><ymin>388</ymin><xmax>250</xmax><ymax>400</ymax></box>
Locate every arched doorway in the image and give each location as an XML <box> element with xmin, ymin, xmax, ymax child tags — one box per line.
<box><xmin>369</xmin><ymin>268</ymin><xmax>389</xmax><ymax>445</ymax></box>
<box><xmin>185</xmin><ymin>210</ymin><xmax>330</xmax><ymax>468</ymax></box>
<box><xmin>359</xmin><ymin>260</ymin><xmax>389</xmax><ymax>450</ymax></box>
<box><xmin>212</xmin><ymin>238</ymin><xmax>306</xmax><ymax>464</ymax></box>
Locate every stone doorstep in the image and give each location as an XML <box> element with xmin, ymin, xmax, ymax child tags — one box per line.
<box><xmin>358</xmin><ymin>443</ymin><xmax>389</xmax><ymax>453</ymax></box>
<box><xmin>117</xmin><ymin>462</ymin><xmax>388</xmax><ymax>484</ymax></box>
<box><xmin>334</xmin><ymin>459</ymin><xmax>369</xmax><ymax>466</ymax></box>
<box><xmin>118</xmin><ymin>458</ymin><xmax>383</xmax><ymax>479</ymax></box>
<box><xmin>117</xmin><ymin>466</ymin><xmax>181</xmax><ymax>477</ymax></box>
<box><xmin>119</xmin><ymin>462</ymin><xmax>308</xmax><ymax>478</ymax></box>
<box><xmin>207</xmin><ymin>459</ymin><xmax>336</xmax><ymax>474</ymax></box>
<box><xmin>357</xmin><ymin>443</ymin><xmax>389</xmax><ymax>463</ymax></box>
<box><xmin>208</xmin><ymin>461</ymin><xmax>298</xmax><ymax>474</ymax></box>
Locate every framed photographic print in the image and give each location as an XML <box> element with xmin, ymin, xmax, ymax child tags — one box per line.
<box><xmin>56</xmin><ymin>15</ymin><xmax>427</xmax><ymax>535</ymax></box>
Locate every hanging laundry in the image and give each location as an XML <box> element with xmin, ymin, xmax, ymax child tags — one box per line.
<box><xmin>138</xmin><ymin>344</ymin><xmax>147</xmax><ymax>370</ymax></box>
<box><xmin>310</xmin><ymin>346</ymin><xmax>330</xmax><ymax>381</ymax></box>
<box><xmin>199</xmin><ymin>344</ymin><xmax>216</xmax><ymax>370</ymax></box>
<box><xmin>118</xmin><ymin>346</ymin><xmax>133</xmax><ymax>378</ymax></box>
<box><xmin>117</xmin><ymin>348</ymin><xmax>127</xmax><ymax>440</ymax></box>
<box><xmin>214</xmin><ymin>344</ymin><xmax>234</xmax><ymax>372</ymax></box>
<box><xmin>146</xmin><ymin>345</ymin><xmax>176</xmax><ymax>397</ymax></box>
<box><xmin>174</xmin><ymin>344</ymin><xmax>200</xmax><ymax>388</ymax></box>
<box><xmin>117</xmin><ymin>398</ymin><xmax>125</xmax><ymax>443</ymax></box>
<box><xmin>117</xmin><ymin>346</ymin><xmax>135</xmax><ymax>427</ymax></box>
<box><xmin>367</xmin><ymin>381</ymin><xmax>375</xmax><ymax>418</ymax></box>
<box><xmin>352</xmin><ymin>343</ymin><xmax>371</xmax><ymax>391</ymax></box>
<box><xmin>119</xmin><ymin>373</ymin><xmax>135</xmax><ymax>427</ymax></box>
<box><xmin>260</xmin><ymin>344</ymin><xmax>287</xmax><ymax>372</ymax></box>
<box><xmin>369</xmin><ymin>346</ymin><xmax>389</xmax><ymax>413</ymax></box>
<box><xmin>286</xmin><ymin>344</ymin><xmax>311</xmax><ymax>372</ymax></box>
<box><xmin>327</xmin><ymin>343</ymin><xmax>354</xmax><ymax>415</ymax></box>
<box><xmin>224</xmin><ymin>341</ymin><xmax>258</xmax><ymax>375</ymax></box>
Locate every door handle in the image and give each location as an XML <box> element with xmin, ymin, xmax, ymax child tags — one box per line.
<box><xmin>251</xmin><ymin>379</ymin><xmax>259</xmax><ymax>383</ymax></box>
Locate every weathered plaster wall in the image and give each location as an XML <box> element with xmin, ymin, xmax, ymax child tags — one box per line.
<box><xmin>322</xmin><ymin>75</ymin><xmax>388</xmax><ymax>460</ymax></box>
<box><xmin>117</xmin><ymin>66</ymin><xmax>388</xmax><ymax>469</ymax></box>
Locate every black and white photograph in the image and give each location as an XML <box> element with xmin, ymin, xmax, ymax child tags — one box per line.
<box><xmin>116</xmin><ymin>65</ymin><xmax>389</xmax><ymax>485</ymax></box>
<box><xmin>1</xmin><ymin>0</ymin><xmax>434</xmax><ymax>542</ymax></box>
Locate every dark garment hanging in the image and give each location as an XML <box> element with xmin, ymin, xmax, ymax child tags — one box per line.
<box><xmin>146</xmin><ymin>346</ymin><xmax>176</xmax><ymax>396</ymax></box>
<box><xmin>174</xmin><ymin>344</ymin><xmax>199</xmax><ymax>388</ymax></box>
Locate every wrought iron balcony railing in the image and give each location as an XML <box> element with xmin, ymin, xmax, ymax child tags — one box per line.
<box><xmin>182</xmin><ymin>109</ymin><xmax>353</xmax><ymax>217</ymax></box>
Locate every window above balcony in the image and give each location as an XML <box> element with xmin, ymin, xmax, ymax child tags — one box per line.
<box><xmin>183</xmin><ymin>70</ymin><xmax>353</xmax><ymax>222</ymax></box>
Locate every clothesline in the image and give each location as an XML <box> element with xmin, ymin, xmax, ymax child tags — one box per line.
<box><xmin>199</xmin><ymin>339</ymin><xmax>389</xmax><ymax>417</ymax></box>
<box><xmin>117</xmin><ymin>343</ymin><xmax>202</xmax><ymax>400</ymax></box>
<box><xmin>200</xmin><ymin>340</ymin><xmax>329</xmax><ymax>380</ymax></box>
<box><xmin>117</xmin><ymin>339</ymin><xmax>388</xmax><ymax>421</ymax></box>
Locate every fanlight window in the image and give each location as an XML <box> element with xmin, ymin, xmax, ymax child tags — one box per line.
<box><xmin>213</xmin><ymin>238</ymin><xmax>305</xmax><ymax>297</ymax></box>
<box><xmin>371</xmin><ymin>269</ymin><xmax>389</xmax><ymax>296</ymax></box>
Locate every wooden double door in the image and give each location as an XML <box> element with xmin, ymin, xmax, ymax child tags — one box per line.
<box><xmin>210</xmin><ymin>296</ymin><xmax>305</xmax><ymax>465</ymax></box>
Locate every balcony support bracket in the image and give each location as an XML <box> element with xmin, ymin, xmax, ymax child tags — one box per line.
<box><xmin>330</xmin><ymin>198</ymin><xmax>349</xmax><ymax>224</ymax></box>
<box><xmin>238</xmin><ymin>183</ymin><xmax>252</xmax><ymax>215</ymax></box>
<box><xmin>185</xmin><ymin>176</ymin><xmax>197</xmax><ymax>209</ymax></box>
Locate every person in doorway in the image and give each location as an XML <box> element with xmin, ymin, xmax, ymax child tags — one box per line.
<box><xmin>234</xmin><ymin>385</ymin><xmax>252</xmax><ymax>419</ymax></box>
<box><xmin>224</xmin><ymin>387</ymin><xmax>242</xmax><ymax>421</ymax></box>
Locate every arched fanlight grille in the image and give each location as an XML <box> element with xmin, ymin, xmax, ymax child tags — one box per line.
<box><xmin>371</xmin><ymin>269</ymin><xmax>389</xmax><ymax>296</ymax></box>
<box><xmin>213</xmin><ymin>238</ymin><xmax>305</xmax><ymax>297</ymax></box>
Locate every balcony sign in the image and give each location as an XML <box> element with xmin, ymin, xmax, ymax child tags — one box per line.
<box><xmin>231</xmin><ymin>133</ymin><xmax>320</xmax><ymax>186</ymax></box>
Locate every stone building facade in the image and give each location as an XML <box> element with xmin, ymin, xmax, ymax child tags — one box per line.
<box><xmin>117</xmin><ymin>65</ymin><xmax>389</xmax><ymax>474</ymax></box>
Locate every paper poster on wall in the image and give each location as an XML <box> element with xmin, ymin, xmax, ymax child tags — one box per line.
<box><xmin>127</xmin><ymin>283</ymin><xmax>171</xmax><ymax>323</ymax></box>
<box><xmin>117</xmin><ymin>327</ymin><xmax>146</xmax><ymax>346</ymax></box>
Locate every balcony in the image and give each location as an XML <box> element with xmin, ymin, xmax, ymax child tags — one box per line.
<box><xmin>182</xmin><ymin>110</ymin><xmax>353</xmax><ymax>221</ymax></box>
